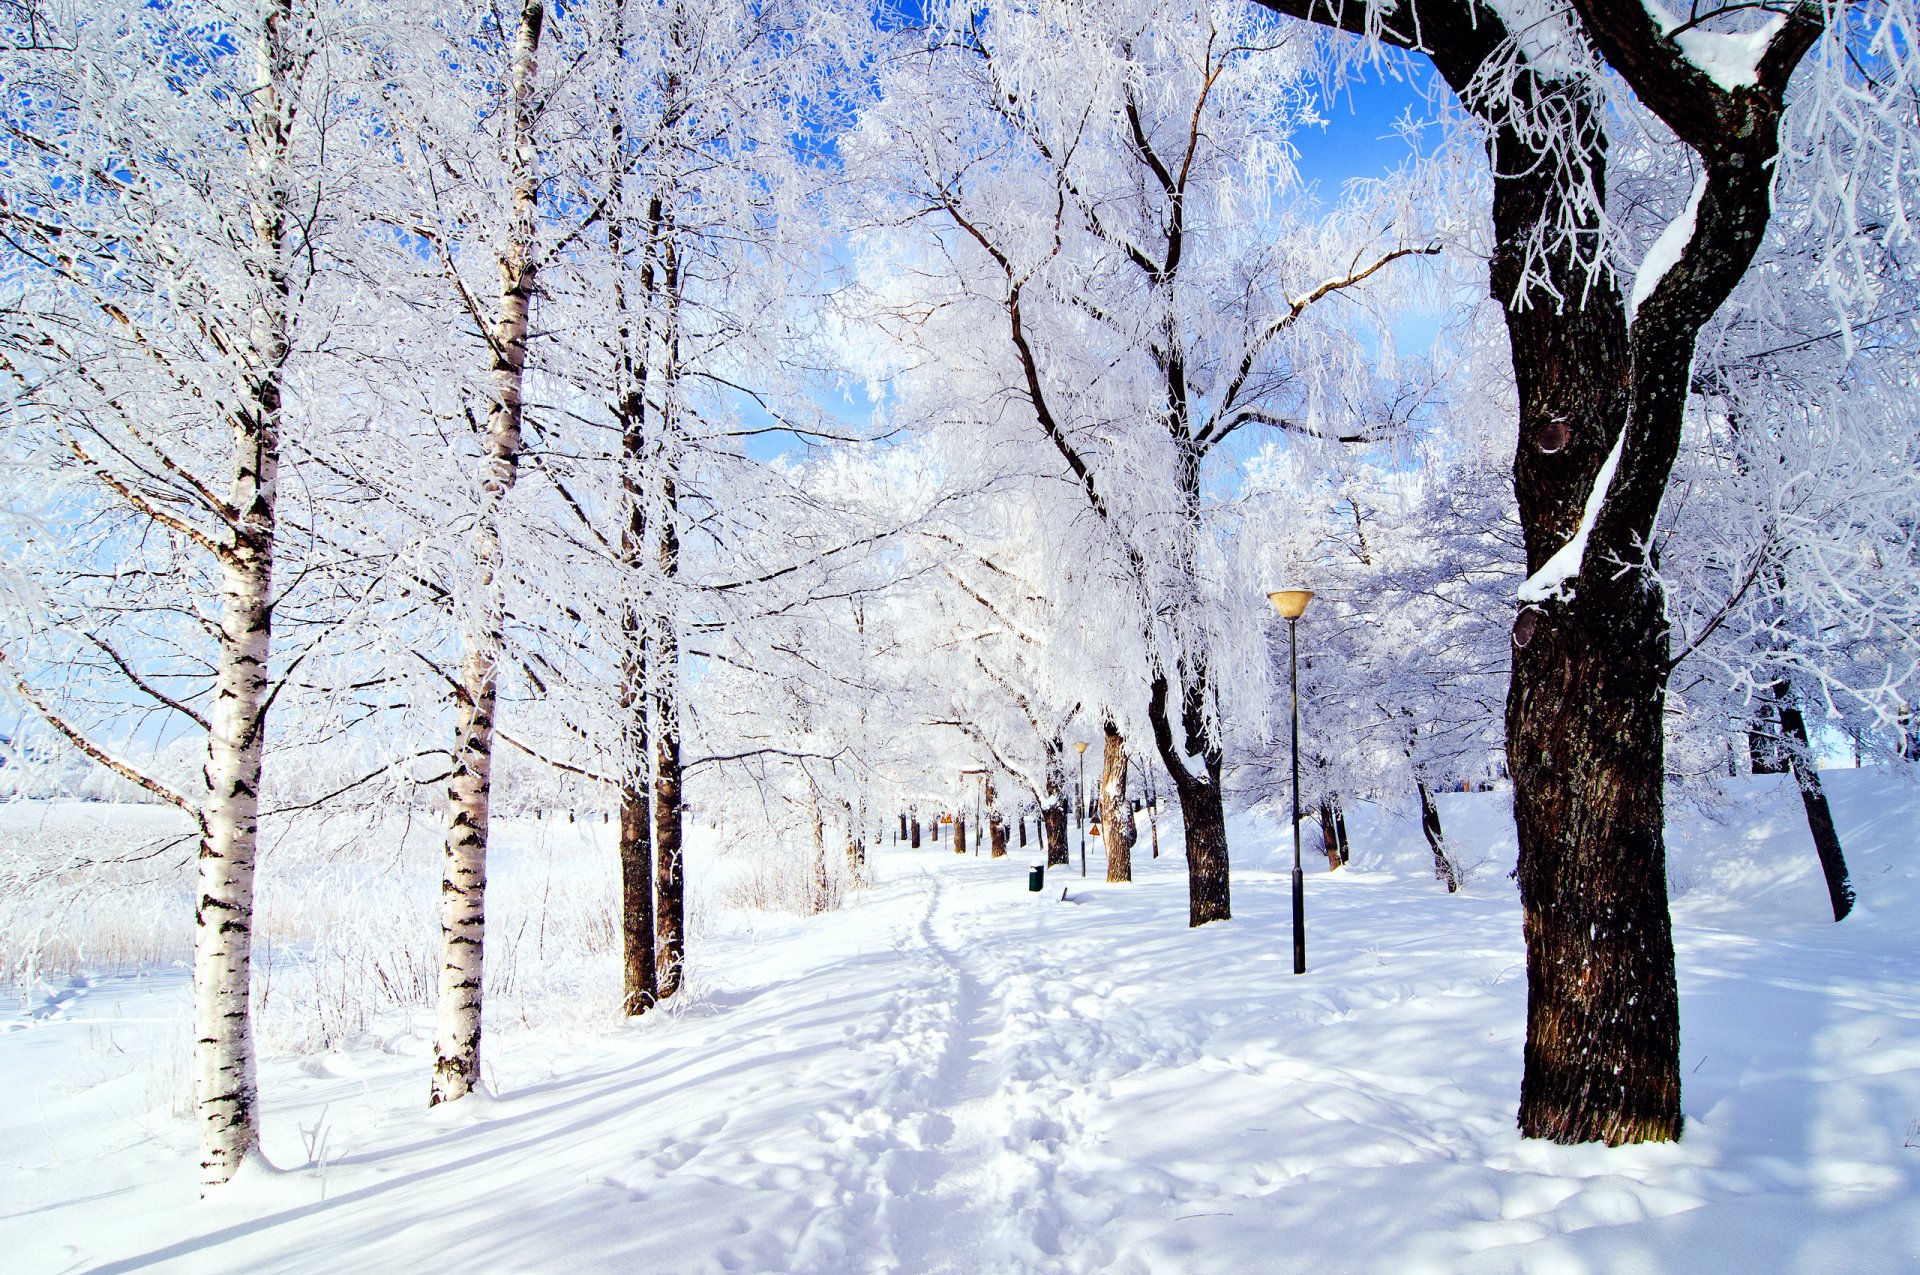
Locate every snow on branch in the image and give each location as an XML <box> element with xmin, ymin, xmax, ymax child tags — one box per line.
<box><xmin>1517</xmin><ymin>426</ymin><xmax>1627</xmax><ymax>604</ymax></box>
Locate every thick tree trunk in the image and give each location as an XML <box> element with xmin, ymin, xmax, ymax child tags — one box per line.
<box><xmin>1172</xmin><ymin>776</ymin><xmax>1229</xmax><ymax>925</ymax></box>
<box><xmin>1772</xmin><ymin>678</ymin><xmax>1854</xmax><ymax>921</ymax></box>
<box><xmin>1416</xmin><ymin>781</ymin><xmax>1459</xmax><ymax>894</ymax></box>
<box><xmin>1332</xmin><ymin>799</ymin><xmax>1350</xmax><ymax>865</ymax></box>
<box><xmin>1099</xmin><ymin>723</ymin><xmax>1135</xmax><ymax>883</ymax></box>
<box><xmin>1509</xmin><ymin>598</ymin><xmax>1679</xmax><ymax>1143</ymax></box>
<box><xmin>954</xmin><ymin>813</ymin><xmax>967</xmax><ymax>855</ymax></box>
<box><xmin>910</xmin><ymin>814</ymin><xmax>921</xmax><ymax>849</ymax></box>
<box><xmin>434</xmin><ymin>0</ymin><xmax>543</xmax><ymax>1107</ymax></box>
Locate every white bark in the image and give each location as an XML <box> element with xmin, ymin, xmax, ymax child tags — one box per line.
<box><xmin>194</xmin><ymin>0</ymin><xmax>294</xmax><ymax>1190</ymax></box>
<box><xmin>432</xmin><ymin>0</ymin><xmax>545</xmax><ymax>1107</ymax></box>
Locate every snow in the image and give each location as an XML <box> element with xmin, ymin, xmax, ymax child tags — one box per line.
<box><xmin>1644</xmin><ymin>2</ymin><xmax>1788</xmax><ymax>93</ymax></box>
<box><xmin>5</xmin><ymin>771</ymin><xmax>1920</xmax><ymax>1273</ymax></box>
<box><xmin>1517</xmin><ymin>425</ymin><xmax>1627</xmax><ymax>603</ymax></box>
<box><xmin>1629</xmin><ymin>174</ymin><xmax>1708</xmax><ymax>323</ymax></box>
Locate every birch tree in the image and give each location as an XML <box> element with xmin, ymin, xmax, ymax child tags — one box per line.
<box><xmin>0</xmin><ymin>0</ymin><xmax>347</xmax><ymax>1186</ymax></box>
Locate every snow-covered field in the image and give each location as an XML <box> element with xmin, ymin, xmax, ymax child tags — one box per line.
<box><xmin>4</xmin><ymin>770</ymin><xmax>1917</xmax><ymax>1274</ymax></box>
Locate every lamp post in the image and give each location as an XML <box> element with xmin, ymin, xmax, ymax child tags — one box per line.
<box><xmin>1074</xmin><ymin>740</ymin><xmax>1089</xmax><ymax>878</ymax></box>
<box><xmin>1269</xmin><ymin>588</ymin><xmax>1314</xmax><ymax>975</ymax></box>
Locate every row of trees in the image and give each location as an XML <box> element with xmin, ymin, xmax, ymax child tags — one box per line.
<box><xmin>2</xmin><ymin>0</ymin><xmax>1915</xmax><ymax>1188</ymax></box>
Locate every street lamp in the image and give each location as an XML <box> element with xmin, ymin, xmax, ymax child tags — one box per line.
<box><xmin>1074</xmin><ymin>740</ymin><xmax>1090</xmax><ymax>879</ymax></box>
<box><xmin>1269</xmin><ymin>588</ymin><xmax>1314</xmax><ymax>975</ymax></box>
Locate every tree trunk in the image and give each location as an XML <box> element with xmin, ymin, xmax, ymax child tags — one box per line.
<box><xmin>196</xmin><ymin>497</ymin><xmax>276</xmax><ymax>1188</ymax></box>
<box><xmin>1416</xmin><ymin>782</ymin><xmax>1459</xmax><ymax>893</ymax></box>
<box><xmin>985</xmin><ymin>775</ymin><xmax>1008</xmax><ymax>858</ymax></box>
<box><xmin>846</xmin><ymin>799</ymin><xmax>867</xmax><ymax>880</ymax></box>
<box><xmin>1318</xmin><ymin>798</ymin><xmax>1342</xmax><ymax>871</ymax></box>
<box><xmin>652</xmin><ymin>687</ymin><xmax>684</xmax><ymax>997</ymax></box>
<box><xmin>1043</xmin><ymin>738</ymin><xmax>1069</xmax><ymax>867</ymax></box>
<box><xmin>1509</xmin><ymin>601</ymin><xmax>1679</xmax><ymax>1143</ymax></box>
<box><xmin>432</xmin><ymin>0</ymin><xmax>544</xmax><ymax>1110</ymax></box>
<box><xmin>619</xmin><ymin>781</ymin><xmax>656</xmax><ymax>1015</ymax></box>
<box><xmin>954</xmin><ymin>813</ymin><xmax>967</xmax><ymax>855</ymax></box>
<box><xmin>609</xmin><ymin>29</ymin><xmax>664</xmax><ymax>1020</ymax></box>
<box><xmin>809</xmin><ymin>793</ymin><xmax>829</xmax><ymax>914</ymax></box>
<box><xmin>1148</xmin><ymin>671</ymin><xmax>1229</xmax><ymax>925</ymax></box>
<box><xmin>910</xmin><ymin>814</ymin><xmax>921</xmax><ymax>849</ymax></box>
<box><xmin>191</xmin><ymin>0</ymin><xmax>295</xmax><ymax>1188</ymax></box>
<box><xmin>1772</xmin><ymin>678</ymin><xmax>1854</xmax><ymax>921</ymax></box>
<box><xmin>1099</xmin><ymin>723</ymin><xmax>1135</xmax><ymax>883</ymax></box>
<box><xmin>1332</xmin><ymin>796</ymin><xmax>1351</xmax><ymax>865</ymax></box>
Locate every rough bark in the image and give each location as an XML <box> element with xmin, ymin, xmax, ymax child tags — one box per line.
<box><xmin>910</xmin><ymin>814</ymin><xmax>921</xmax><ymax>849</ymax></box>
<box><xmin>1772</xmin><ymin>678</ymin><xmax>1855</xmax><ymax>921</ymax></box>
<box><xmin>1332</xmin><ymin>798</ymin><xmax>1351</xmax><ymax>865</ymax></box>
<box><xmin>985</xmin><ymin>775</ymin><xmax>1008</xmax><ymax>858</ymax></box>
<box><xmin>1416</xmin><ymin>782</ymin><xmax>1459</xmax><ymax>893</ymax></box>
<box><xmin>1099</xmin><ymin>723</ymin><xmax>1136</xmax><ymax>883</ymax></box>
<box><xmin>618</xmin><ymin>781</ymin><xmax>656</xmax><ymax>1015</ymax></box>
<box><xmin>1148</xmin><ymin>669</ymin><xmax>1230</xmax><ymax>925</ymax></box>
<box><xmin>1043</xmin><ymin>738</ymin><xmax>1070</xmax><ymax>867</ymax></box>
<box><xmin>433</xmin><ymin>0</ymin><xmax>543</xmax><ymax>1107</ymax></box>
<box><xmin>1256</xmin><ymin>0</ymin><xmax>1820</xmax><ymax>1146</ymax></box>
<box><xmin>954</xmin><ymin>813</ymin><xmax>968</xmax><ymax>855</ymax></box>
<box><xmin>1318</xmin><ymin>798</ymin><xmax>1342</xmax><ymax>871</ymax></box>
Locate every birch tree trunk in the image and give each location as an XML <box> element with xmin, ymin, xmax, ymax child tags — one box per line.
<box><xmin>193</xmin><ymin>0</ymin><xmax>295</xmax><ymax>1188</ymax></box>
<box><xmin>1099</xmin><ymin>723</ymin><xmax>1135</xmax><ymax>883</ymax></box>
<box><xmin>432</xmin><ymin>0</ymin><xmax>544</xmax><ymax>1107</ymax></box>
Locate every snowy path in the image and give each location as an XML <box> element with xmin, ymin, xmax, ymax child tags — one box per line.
<box><xmin>6</xmin><ymin>773</ymin><xmax>1920</xmax><ymax>1273</ymax></box>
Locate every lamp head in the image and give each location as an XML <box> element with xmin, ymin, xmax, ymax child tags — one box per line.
<box><xmin>1074</xmin><ymin>741</ymin><xmax>1089</xmax><ymax>753</ymax></box>
<box><xmin>1267</xmin><ymin>588</ymin><xmax>1314</xmax><ymax>620</ymax></box>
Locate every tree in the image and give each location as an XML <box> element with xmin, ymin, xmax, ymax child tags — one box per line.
<box><xmin>855</xmin><ymin>0</ymin><xmax>1438</xmax><ymax>924</ymax></box>
<box><xmin>0</xmin><ymin>0</ymin><xmax>351</xmax><ymax>1186</ymax></box>
<box><xmin>1252</xmin><ymin>0</ymin><xmax>1914</xmax><ymax>1143</ymax></box>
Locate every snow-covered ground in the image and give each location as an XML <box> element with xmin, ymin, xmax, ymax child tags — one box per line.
<box><xmin>4</xmin><ymin>770</ymin><xmax>1917</xmax><ymax>1274</ymax></box>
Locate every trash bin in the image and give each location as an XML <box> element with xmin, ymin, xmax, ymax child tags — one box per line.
<box><xmin>1028</xmin><ymin>862</ymin><xmax>1045</xmax><ymax>892</ymax></box>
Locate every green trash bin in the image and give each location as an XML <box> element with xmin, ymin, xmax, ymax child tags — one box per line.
<box><xmin>1028</xmin><ymin>862</ymin><xmax>1045</xmax><ymax>892</ymax></box>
